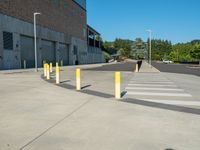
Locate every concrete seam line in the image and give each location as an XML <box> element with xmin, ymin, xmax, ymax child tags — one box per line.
<box><xmin>19</xmin><ymin>99</ymin><xmax>91</xmax><ymax>150</ymax></box>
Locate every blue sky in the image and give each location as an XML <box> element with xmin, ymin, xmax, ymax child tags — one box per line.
<box><xmin>87</xmin><ymin>0</ymin><xmax>200</xmax><ymax>44</ymax></box>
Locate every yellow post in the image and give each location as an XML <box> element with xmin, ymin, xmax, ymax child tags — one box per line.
<box><xmin>46</xmin><ymin>64</ymin><xmax>50</xmax><ymax>80</ymax></box>
<box><xmin>76</xmin><ymin>68</ymin><xmax>81</xmax><ymax>91</ymax></box>
<box><xmin>44</xmin><ymin>63</ymin><xmax>47</xmax><ymax>77</ymax></box>
<box><xmin>115</xmin><ymin>72</ymin><xmax>121</xmax><ymax>99</ymax></box>
<box><xmin>56</xmin><ymin>66</ymin><xmax>60</xmax><ymax>84</ymax></box>
<box><xmin>50</xmin><ymin>63</ymin><xmax>53</xmax><ymax>73</ymax></box>
<box><xmin>56</xmin><ymin>62</ymin><xmax>59</xmax><ymax>68</ymax></box>
<box><xmin>23</xmin><ymin>60</ymin><xmax>26</xmax><ymax>69</ymax></box>
<box><xmin>135</xmin><ymin>64</ymin><xmax>139</xmax><ymax>73</ymax></box>
<box><xmin>61</xmin><ymin>60</ymin><xmax>63</xmax><ymax>67</ymax></box>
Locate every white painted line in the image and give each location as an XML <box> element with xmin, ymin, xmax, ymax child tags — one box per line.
<box><xmin>140</xmin><ymin>99</ymin><xmax>200</xmax><ymax>106</ymax></box>
<box><xmin>129</xmin><ymin>81</ymin><xmax>174</xmax><ymax>84</ymax></box>
<box><xmin>128</xmin><ymin>84</ymin><xmax>177</xmax><ymax>87</ymax></box>
<box><xmin>131</xmin><ymin>79</ymin><xmax>168</xmax><ymax>81</ymax></box>
<box><xmin>127</xmin><ymin>92</ymin><xmax>192</xmax><ymax>97</ymax></box>
<box><xmin>126</xmin><ymin>87</ymin><xmax>184</xmax><ymax>91</ymax></box>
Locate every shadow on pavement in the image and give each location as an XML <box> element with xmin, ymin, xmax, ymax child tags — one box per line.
<box><xmin>41</xmin><ymin>75</ymin><xmax>200</xmax><ymax>115</ymax></box>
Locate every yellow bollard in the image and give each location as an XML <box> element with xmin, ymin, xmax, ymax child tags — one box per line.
<box><xmin>56</xmin><ymin>66</ymin><xmax>60</xmax><ymax>84</ymax></box>
<box><xmin>56</xmin><ymin>62</ymin><xmax>59</xmax><ymax>68</ymax></box>
<box><xmin>61</xmin><ymin>60</ymin><xmax>63</xmax><ymax>67</ymax></box>
<box><xmin>23</xmin><ymin>60</ymin><xmax>26</xmax><ymax>69</ymax></box>
<box><xmin>50</xmin><ymin>63</ymin><xmax>53</xmax><ymax>73</ymax></box>
<box><xmin>76</xmin><ymin>68</ymin><xmax>81</xmax><ymax>91</ymax></box>
<box><xmin>115</xmin><ymin>72</ymin><xmax>121</xmax><ymax>99</ymax></box>
<box><xmin>135</xmin><ymin>64</ymin><xmax>139</xmax><ymax>73</ymax></box>
<box><xmin>46</xmin><ymin>64</ymin><xmax>50</xmax><ymax>80</ymax></box>
<box><xmin>44</xmin><ymin>63</ymin><xmax>47</xmax><ymax>77</ymax></box>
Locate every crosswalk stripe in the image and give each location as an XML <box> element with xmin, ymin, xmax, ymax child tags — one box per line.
<box><xmin>127</xmin><ymin>92</ymin><xmax>192</xmax><ymax>97</ymax></box>
<box><xmin>128</xmin><ymin>84</ymin><xmax>177</xmax><ymax>87</ymax></box>
<box><xmin>126</xmin><ymin>87</ymin><xmax>184</xmax><ymax>91</ymax></box>
<box><xmin>129</xmin><ymin>81</ymin><xmax>174</xmax><ymax>84</ymax></box>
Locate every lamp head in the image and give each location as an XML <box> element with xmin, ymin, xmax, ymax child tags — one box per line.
<box><xmin>34</xmin><ymin>12</ymin><xmax>41</xmax><ymax>15</ymax></box>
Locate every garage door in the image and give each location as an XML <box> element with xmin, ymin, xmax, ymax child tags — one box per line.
<box><xmin>59</xmin><ymin>43</ymin><xmax>69</xmax><ymax>66</ymax></box>
<box><xmin>41</xmin><ymin>40</ymin><xmax>55</xmax><ymax>65</ymax></box>
<box><xmin>20</xmin><ymin>36</ymin><xmax>35</xmax><ymax>68</ymax></box>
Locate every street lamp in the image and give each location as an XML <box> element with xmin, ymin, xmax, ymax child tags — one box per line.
<box><xmin>146</xmin><ymin>29</ymin><xmax>152</xmax><ymax>68</ymax></box>
<box><xmin>34</xmin><ymin>12</ymin><xmax>41</xmax><ymax>72</ymax></box>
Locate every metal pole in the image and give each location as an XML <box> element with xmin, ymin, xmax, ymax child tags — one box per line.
<box><xmin>34</xmin><ymin>12</ymin><xmax>41</xmax><ymax>72</ymax></box>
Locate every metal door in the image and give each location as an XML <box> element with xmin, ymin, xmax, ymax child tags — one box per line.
<box><xmin>41</xmin><ymin>40</ymin><xmax>56</xmax><ymax>65</ymax></box>
<box><xmin>20</xmin><ymin>36</ymin><xmax>35</xmax><ymax>68</ymax></box>
<box><xmin>59</xmin><ymin>43</ymin><xmax>69</xmax><ymax>66</ymax></box>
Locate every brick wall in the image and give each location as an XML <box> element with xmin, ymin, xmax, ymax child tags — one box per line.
<box><xmin>0</xmin><ymin>0</ymin><xmax>87</xmax><ymax>41</ymax></box>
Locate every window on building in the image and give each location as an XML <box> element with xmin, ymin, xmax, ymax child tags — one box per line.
<box><xmin>3</xmin><ymin>32</ymin><xmax>13</xmax><ymax>50</ymax></box>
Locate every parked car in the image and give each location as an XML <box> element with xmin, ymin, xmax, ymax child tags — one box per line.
<box><xmin>163</xmin><ymin>60</ymin><xmax>173</xmax><ymax>64</ymax></box>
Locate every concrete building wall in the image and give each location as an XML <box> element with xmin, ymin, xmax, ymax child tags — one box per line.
<box><xmin>88</xmin><ymin>46</ymin><xmax>105</xmax><ymax>64</ymax></box>
<box><xmin>0</xmin><ymin>0</ymin><xmax>87</xmax><ymax>41</ymax></box>
<box><xmin>71</xmin><ymin>37</ymin><xmax>88</xmax><ymax>65</ymax></box>
<box><xmin>0</xmin><ymin>14</ymin><xmax>90</xmax><ymax>69</ymax></box>
<box><xmin>0</xmin><ymin>29</ymin><xmax>3</xmax><ymax>69</ymax></box>
<box><xmin>0</xmin><ymin>0</ymin><xmax>105</xmax><ymax>70</ymax></box>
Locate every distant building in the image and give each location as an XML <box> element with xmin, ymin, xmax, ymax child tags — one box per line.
<box><xmin>0</xmin><ymin>0</ymin><xmax>105</xmax><ymax>70</ymax></box>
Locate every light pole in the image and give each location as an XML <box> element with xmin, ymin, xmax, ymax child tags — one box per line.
<box><xmin>146</xmin><ymin>29</ymin><xmax>152</xmax><ymax>67</ymax></box>
<box><xmin>34</xmin><ymin>12</ymin><xmax>41</xmax><ymax>72</ymax></box>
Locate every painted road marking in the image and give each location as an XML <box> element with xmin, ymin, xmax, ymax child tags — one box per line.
<box><xmin>129</xmin><ymin>81</ymin><xmax>174</xmax><ymax>84</ymax></box>
<box><xmin>128</xmin><ymin>84</ymin><xmax>177</xmax><ymax>87</ymax></box>
<box><xmin>126</xmin><ymin>87</ymin><xmax>184</xmax><ymax>91</ymax></box>
<box><xmin>127</xmin><ymin>92</ymin><xmax>192</xmax><ymax>97</ymax></box>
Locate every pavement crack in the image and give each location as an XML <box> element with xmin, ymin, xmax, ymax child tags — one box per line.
<box><xmin>19</xmin><ymin>99</ymin><xmax>91</xmax><ymax>150</ymax></box>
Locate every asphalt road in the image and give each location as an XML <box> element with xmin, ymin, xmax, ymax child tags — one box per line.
<box><xmin>152</xmin><ymin>61</ymin><xmax>200</xmax><ymax>76</ymax></box>
<box><xmin>85</xmin><ymin>62</ymin><xmax>137</xmax><ymax>72</ymax></box>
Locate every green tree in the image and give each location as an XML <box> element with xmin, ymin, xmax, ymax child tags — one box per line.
<box><xmin>169</xmin><ymin>43</ymin><xmax>194</xmax><ymax>62</ymax></box>
<box><xmin>113</xmin><ymin>38</ymin><xmax>132</xmax><ymax>58</ymax></box>
<box><xmin>150</xmin><ymin>39</ymin><xmax>172</xmax><ymax>60</ymax></box>
<box><xmin>190</xmin><ymin>44</ymin><xmax>200</xmax><ymax>64</ymax></box>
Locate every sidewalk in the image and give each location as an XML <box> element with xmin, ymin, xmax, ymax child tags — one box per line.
<box><xmin>139</xmin><ymin>61</ymin><xmax>160</xmax><ymax>73</ymax></box>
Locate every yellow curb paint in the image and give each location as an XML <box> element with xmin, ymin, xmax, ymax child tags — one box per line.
<box><xmin>76</xmin><ymin>68</ymin><xmax>81</xmax><ymax>91</ymax></box>
<box><xmin>56</xmin><ymin>66</ymin><xmax>60</xmax><ymax>84</ymax></box>
<box><xmin>115</xmin><ymin>72</ymin><xmax>121</xmax><ymax>99</ymax></box>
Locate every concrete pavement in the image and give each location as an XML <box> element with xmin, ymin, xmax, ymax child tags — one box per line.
<box><xmin>0</xmin><ymin>63</ymin><xmax>200</xmax><ymax>150</ymax></box>
<box><xmin>139</xmin><ymin>61</ymin><xmax>160</xmax><ymax>73</ymax></box>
